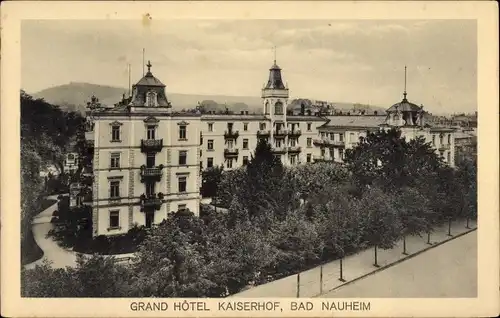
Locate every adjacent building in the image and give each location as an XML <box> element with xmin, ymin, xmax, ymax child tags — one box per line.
<box><xmin>85</xmin><ymin>59</ymin><xmax>458</xmax><ymax>237</ymax></box>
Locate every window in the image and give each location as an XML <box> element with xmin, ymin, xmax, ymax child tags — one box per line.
<box><xmin>207</xmin><ymin>157</ymin><xmax>213</xmax><ymax>168</ymax></box>
<box><xmin>178</xmin><ymin>204</ymin><xmax>187</xmax><ymax>212</ymax></box>
<box><xmin>179</xmin><ymin>150</ymin><xmax>187</xmax><ymax>165</ymax></box>
<box><xmin>228</xmin><ymin>123</ymin><xmax>234</xmax><ymax>131</ymax></box>
<box><xmin>339</xmin><ymin>134</ymin><xmax>344</xmax><ymax>142</ymax></box>
<box><xmin>243</xmin><ymin>139</ymin><xmax>249</xmax><ymax>149</ymax></box>
<box><xmin>147</xmin><ymin>126</ymin><xmax>156</xmax><ymax>140</ymax></box>
<box><xmin>146</xmin><ymin>182</ymin><xmax>155</xmax><ymax>196</ymax></box>
<box><xmin>339</xmin><ymin>149</ymin><xmax>344</xmax><ymax>159</ymax></box>
<box><xmin>110</xmin><ymin>181</ymin><xmax>120</xmax><ymax>198</ymax></box>
<box><xmin>110</xmin><ymin>153</ymin><xmax>120</xmax><ymax>168</ymax></box>
<box><xmin>243</xmin><ymin>156</ymin><xmax>249</xmax><ymax>165</ymax></box>
<box><xmin>244</xmin><ymin>123</ymin><xmax>248</xmax><ymax>131</ymax></box>
<box><xmin>432</xmin><ymin>135</ymin><xmax>436</xmax><ymax>145</ymax></box>
<box><xmin>109</xmin><ymin>210</ymin><xmax>119</xmax><ymax>228</ymax></box>
<box><xmin>111</xmin><ymin>126</ymin><xmax>120</xmax><ymax>141</ymax></box>
<box><xmin>207</xmin><ymin>140</ymin><xmax>214</xmax><ymax>150</ymax></box>
<box><xmin>259</xmin><ymin>122</ymin><xmax>266</xmax><ymax>130</ymax></box>
<box><xmin>227</xmin><ymin>139</ymin><xmax>234</xmax><ymax>149</ymax></box>
<box><xmin>439</xmin><ymin>134</ymin><xmax>443</xmax><ymax>145</ymax></box>
<box><xmin>447</xmin><ymin>152</ymin><xmax>451</xmax><ymax>163</ymax></box>
<box><xmin>307</xmin><ymin>123</ymin><xmax>312</xmax><ymax>131</ymax></box>
<box><xmin>290</xmin><ymin>138</ymin><xmax>296</xmax><ymax>147</ymax></box>
<box><xmin>179</xmin><ymin>125</ymin><xmax>187</xmax><ymax>140</ymax></box>
<box><xmin>200</xmin><ymin>149</ymin><xmax>202</xmax><ymax>157</ymax></box>
<box><xmin>307</xmin><ymin>138</ymin><xmax>312</xmax><ymax>147</ymax></box>
<box><xmin>274</xmin><ymin>101</ymin><xmax>283</xmax><ymax>115</ymax></box>
<box><xmin>178</xmin><ymin>176</ymin><xmax>187</xmax><ymax>193</ymax></box>
<box><xmin>330</xmin><ymin>133</ymin><xmax>334</xmax><ymax>140</ymax></box>
<box><xmin>350</xmin><ymin>132</ymin><xmax>355</xmax><ymax>142</ymax></box>
<box><xmin>208</xmin><ymin>123</ymin><xmax>213</xmax><ymax>132</ymax></box>
<box><xmin>199</xmin><ymin>161</ymin><xmax>203</xmax><ymax>170</ymax></box>
<box><xmin>307</xmin><ymin>154</ymin><xmax>311</xmax><ymax>163</ymax></box>
<box><xmin>146</xmin><ymin>91</ymin><xmax>156</xmax><ymax>107</ymax></box>
<box><xmin>276</xmin><ymin>139</ymin><xmax>282</xmax><ymax>147</ymax></box>
<box><xmin>146</xmin><ymin>153</ymin><xmax>155</xmax><ymax>168</ymax></box>
<box><xmin>226</xmin><ymin>158</ymin><xmax>233</xmax><ymax>169</ymax></box>
<box><xmin>290</xmin><ymin>155</ymin><xmax>297</xmax><ymax>165</ymax></box>
<box><xmin>447</xmin><ymin>134</ymin><xmax>451</xmax><ymax>144</ymax></box>
<box><xmin>321</xmin><ymin>148</ymin><xmax>325</xmax><ymax>157</ymax></box>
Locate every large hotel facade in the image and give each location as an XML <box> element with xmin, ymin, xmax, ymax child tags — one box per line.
<box><xmin>85</xmin><ymin>59</ymin><xmax>456</xmax><ymax>237</ymax></box>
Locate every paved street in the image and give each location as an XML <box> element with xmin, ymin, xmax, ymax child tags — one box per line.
<box><xmin>232</xmin><ymin>220</ymin><xmax>477</xmax><ymax>298</ymax></box>
<box><xmin>320</xmin><ymin>231</ymin><xmax>477</xmax><ymax>298</ymax></box>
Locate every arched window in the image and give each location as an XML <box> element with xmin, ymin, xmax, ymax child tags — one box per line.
<box><xmin>146</xmin><ymin>91</ymin><xmax>157</xmax><ymax>107</ymax></box>
<box><xmin>274</xmin><ymin>101</ymin><xmax>283</xmax><ymax>115</ymax></box>
<box><xmin>265</xmin><ymin>102</ymin><xmax>269</xmax><ymax>114</ymax></box>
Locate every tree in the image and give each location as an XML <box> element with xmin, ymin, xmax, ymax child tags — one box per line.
<box><xmin>200</xmin><ymin>165</ymin><xmax>223</xmax><ymax>198</ymax></box>
<box><xmin>358</xmin><ymin>186</ymin><xmax>402</xmax><ymax>267</ymax></box>
<box><xmin>394</xmin><ymin>187</ymin><xmax>432</xmax><ymax>254</ymax></box>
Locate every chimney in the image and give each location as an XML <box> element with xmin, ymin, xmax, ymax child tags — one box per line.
<box><xmin>240</xmin><ymin>111</ymin><xmax>244</xmax><ymax>115</ymax></box>
<box><xmin>245</xmin><ymin>111</ymin><xmax>249</xmax><ymax>115</ymax></box>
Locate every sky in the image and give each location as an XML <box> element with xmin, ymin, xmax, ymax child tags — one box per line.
<box><xmin>21</xmin><ymin>19</ymin><xmax>477</xmax><ymax>114</ymax></box>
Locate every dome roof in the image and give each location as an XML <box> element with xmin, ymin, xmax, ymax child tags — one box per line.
<box><xmin>136</xmin><ymin>72</ymin><xmax>165</xmax><ymax>87</ymax></box>
<box><xmin>386</xmin><ymin>95</ymin><xmax>422</xmax><ymax>113</ymax></box>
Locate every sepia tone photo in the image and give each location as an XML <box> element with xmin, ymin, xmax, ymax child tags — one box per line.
<box><xmin>19</xmin><ymin>18</ymin><xmax>478</xmax><ymax>298</ymax></box>
<box><xmin>2</xmin><ymin>1</ymin><xmax>498</xmax><ymax>317</ymax></box>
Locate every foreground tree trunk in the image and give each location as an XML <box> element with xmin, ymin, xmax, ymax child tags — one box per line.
<box><xmin>339</xmin><ymin>258</ymin><xmax>346</xmax><ymax>282</ymax></box>
<box><xmin>447</xmin><ymin>218</ymin><xmax>452</xmax><ymax>236</ymax></box>
<box><xmin>427</xmin><ymin>232</ymin><xmax>432</xmax><ymax>245</ymax></box>
<box><xmin>466</xmin><ymin>217</ymin><xmax>470</xmax><ymax>229</ymax></box>
<box><xmin>373</xmin><ymin>246</ymin><xmax>379</xmax><ymax>267</ymax></box>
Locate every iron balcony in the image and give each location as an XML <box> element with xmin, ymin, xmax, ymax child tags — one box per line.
<box><xmin>139</xmin><ymin>165</ymin><xmax>164</xmax><ymax>183</ymax></box>
<box><xmin>140</xmin><ymin>193</ymin><xmax>164</xmax><ymax>212</ymax></box>
<box><xmin>224</xmin><ymin>148</ymin><xmax>239</xmax><ymax>157</ymax></box>
<box><xmin>224</xmin><ymin>130</ymin><xmax>240</xmax><ymax>139</ymax></box>
<box><xmin>140</xmin><ymin>139</ymin><xmax>163</xmax><ymax>153</ymax></box>
<box><xmin>288</xmin><ymin>129</ymin><xmax>302</xmax><ymax>137</ymax></box>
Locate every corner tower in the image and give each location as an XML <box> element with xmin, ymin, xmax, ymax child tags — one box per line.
<box><xmin>261</xmin><ymin>50</ymin><xmax>289</xmax><ymax>162</ymax></box>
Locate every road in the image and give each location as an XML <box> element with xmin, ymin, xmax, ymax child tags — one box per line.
<box><xmin>320</xmin><ymin>231</ymin><xmax>477</xmax><ymax>298</ymax></box>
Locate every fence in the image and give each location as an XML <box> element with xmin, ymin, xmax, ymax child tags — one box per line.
<box><xmin>233</xmin><ymin>219</ymin><xmax>477</xmax><ymax>298</ymax></box>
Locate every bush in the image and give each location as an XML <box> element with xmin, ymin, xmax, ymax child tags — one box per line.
<box><xmin>21</xmin><ymin>229</ymin><xmax>44</xmax><ymax>265</ymax></box>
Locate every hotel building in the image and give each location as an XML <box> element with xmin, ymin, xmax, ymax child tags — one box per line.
<box><xmin>85</xmin><ymin>59</ymin><xmax>456</xmax><ymax>237</ymax></box>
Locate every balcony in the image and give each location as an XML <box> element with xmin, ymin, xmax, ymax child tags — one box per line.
<box><xmin>288</xmin><ymin>129</ymin><xmax>302</xmax><ymax>137</ymax></box>
<box><xmin>328</xmin><ymin>140</ymin><xmax>345</xmax><ymax>147</ymax></box>
<box><xmin>224</xmin><ymin>130</ymin><xmax>239</xmax><ymax>140</ymax></box>
<box><xmin>224</xmin><ymin>148</ymin><xmax>239</xmax><ymax>157</ymax></box>
<box><xmin>313</xmin><ymin>138</ymin><xmax>328</xmax><ymax>146</ymax></box>
<box><xmin>257</xmin><ymin>130</ymin><xmax>271</xmax><ymax>137</ymax></box>
<box><xmin>140</xmin><ymin>165</ymin><xmax>164</xmax><ymax>183</ymax></box>
<box><xmin>140</xmin><ymin>193</ymin><xmax>164</xmax><ymax>212</ymax></box>
<box><xmin>313</xmin><ymin>138</ymin><xmax>345</xmax><ymax>147</ymax></box>
<box><xmin>140</xmin><ymin>139</ymin><xmax>163</xmax><ymax>153</ymax></box>
<box><xmin>287</xmin><ymin>146</ymin><xmax>302</xmax><ymax>153</ymax></box>
<box><xmin>438</xmin><ymin>144</ymin><xmax>451</xmax><ymax>151</ymax></box>
<box><xmin>274</xmin><ymin>129</ymin><xmax>289</xmax><ymax>137</ymax></box>
<box><xmin>272</xmin><ymin>146</ymin><xmax>287</xmax><ymax>154</ymax></box>
<box><xmin>313</xmin><ymin>155</ymin><xmax>333</xmax><ymax>162</ymax></box>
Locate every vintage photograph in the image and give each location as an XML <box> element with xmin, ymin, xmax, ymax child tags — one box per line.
<box><xmin>19</xmin><ymin>18</ymin><xmax>478</xmax><ymax>299</ymax></box>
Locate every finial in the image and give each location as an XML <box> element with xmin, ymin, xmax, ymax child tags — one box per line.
<box><xmin>147</xmin><ymin>60</ymin><xmax>152</xmax><ymax>73</ymax></box>
<box><xmin>403</xmin><ymin>65</ymin><xmax>407</xmax><ymax>100</ymax></box>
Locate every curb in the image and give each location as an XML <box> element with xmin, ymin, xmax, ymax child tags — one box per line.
<box><xmin>314</xmin><ymin>227</ymin><xmax>478</xmax><ymax>297</ymax></box>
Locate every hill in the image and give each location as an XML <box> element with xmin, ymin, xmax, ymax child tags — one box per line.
<box><xmin>29</xmin><ymin>82</ymin><xmax>387</xmax><ymax>115</ymax></box>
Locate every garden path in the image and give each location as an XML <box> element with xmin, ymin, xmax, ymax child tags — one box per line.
<box><xmin>25</xmin><ymin>194</ymin><xmax>134</xmax><ymax>270</ymax></box>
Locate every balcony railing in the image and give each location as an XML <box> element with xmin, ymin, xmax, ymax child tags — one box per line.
<box><xmin>272</xmin><ymin>146</ymin><xmax>287</xmax><ymax>154</ymax></box>
<box><xmin>224</xmin><ymin>130</ymin><xmax>239</xmax><ymax>139</ymax></box>
<box><xmin>287</xmin><ymin>146</ymin><xmax>302</xmax><ymax>153</ymax></box>
<box><xmin>328</xmin><ymin>140</ymin><xmax>345</xmax><ymax>147</ymax></box>
<box><xmin>313</xmin><ymin>138</ymin><xmax>345</xmax><ymax>147</ymax></box>
<box><xmin>140</xmin><ymin>165</ymin><xmax>164</xmax><ymax>183</ymax></box>
<box><xmin>274</xmin><ymin>129</ymin><xmax>289</xmax><ymax>136</ymax></box>
<box><xmin>288</xmin><ymin>129</ymin><xmax>302</xmax><ymax>136</ymax></box>
<box><xmin>141</xmin><ymin>139</ymin><xmax>163</xmax><ymax>153</ymax></box>
<box><xmin>438</xmin><ymin>144</ymin><xmax>451</xmax><ymax>151</ymax></box>
<box><xmin>313</xmin><ymin>138</ymin><xmax>328</xmax><ymax>146</ymax></box>
<box><xmin>224</xmin><ymin>148</ymin><xmax>239</xmax><ymax>157</ymax></box>
<box><xmin>140</xmin><ymin>193</ymin><xmax>164</xmax><ymax>212</ymax></box>
<box><xmin>257</xmin><ymin>130</ymin><xmax>271</xmax><ymax>137</ymax></box>
<box><xmin>313</xmin><ymin>155</ymin><xmax>333</xmax><ymax>162</ymax></box>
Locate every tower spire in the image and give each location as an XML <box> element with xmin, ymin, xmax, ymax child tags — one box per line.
<box><xmin>273</xmin><ymin>45</ymin><xmax>277</xmax><ymax>64</ymax></box>
<box><xmin>403</xmin><ymin>65</ymin><xmax>407</xmax><ymax>100</ymax></box>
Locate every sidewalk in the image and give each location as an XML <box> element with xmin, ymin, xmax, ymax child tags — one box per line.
<box><xmin>232</xmin><ymin>219</ymin><xmax>477</xmax><ymax>298</ymax></box>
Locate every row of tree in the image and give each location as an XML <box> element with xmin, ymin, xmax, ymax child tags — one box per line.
<box><xmin>22</xmin><ymin>130</ymin><xmax>477</xmax><ymax>297</ymax></box>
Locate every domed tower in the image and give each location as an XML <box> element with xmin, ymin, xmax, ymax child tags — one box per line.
<box><xmin>385</xmin><ymin>66</ymin><xmax>424</xmax><ymax>127</ymax></box>
<box><xmin>262</xmin><ymin>49</ymin><xmax>289</xmax><ymax>161</ymax></box>
<box><xmin>129</xmin><ymin>61</ymin><xmax>172</xmax><ymax>111</ymax></box>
